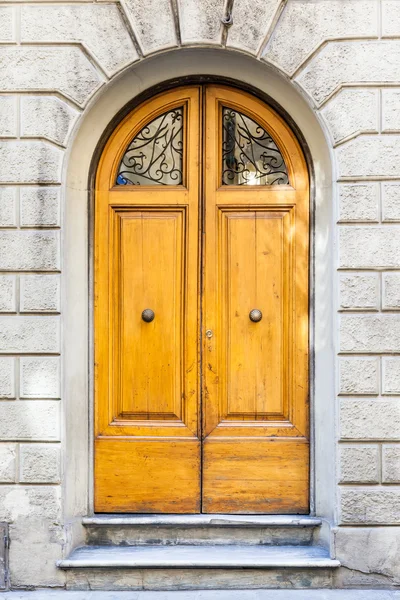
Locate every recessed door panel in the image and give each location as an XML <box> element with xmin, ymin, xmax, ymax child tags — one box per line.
<box><xmin>222</xmin><ymin>209</ymin><xmax>291</xmax><ymax>420</ymax></box>
<box><xmin>117</xmin><ymin>209</ymin><xmax>185</xmax><ymax>420</ymax></box>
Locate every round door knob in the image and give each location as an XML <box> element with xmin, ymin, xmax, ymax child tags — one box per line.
<box><xmin>142</xmin><ymin>309</ymin><xmax>155</xmax><ymax>323</ymax></box>
<box><xmin>249</xmin><ymin>309</ymin><xmax>262</xmax><ymax>323</ymax></box>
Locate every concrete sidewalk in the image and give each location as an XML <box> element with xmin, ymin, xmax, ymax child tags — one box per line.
<box><xmin>0</xmin><ymin>591</ymin><xmax>399</xmax><ymax>599</ymax></box>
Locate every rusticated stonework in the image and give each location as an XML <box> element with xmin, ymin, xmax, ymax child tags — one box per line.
<box><xmin>0</xmin><ymin>0</ymin><xmax>399</xmax><ymax>590</ymax></box>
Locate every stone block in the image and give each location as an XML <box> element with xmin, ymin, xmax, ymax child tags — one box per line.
<box><xmin>321</xmin><ymin>89</ymin><xmax>378</xmax><ymax>144</ymax></box>
<box><xmin>340</xmin><ymin>227</ymin><xmax>400</xmax><ymax>269</ymax></box>
<box><xmin>0</xmin><ymin>443</ymin><xmax>16</xmax><ymax>483</ymax></box>
<box><xmin>0</xmin><ymin>141</ymin><xmax>63</xmax><ymax>184</ymax></box>
<box><xmin>122</xmin><ymin>0</ymin><xmax>176</xmax><ymax>55</ymax></box>
<box><xmin>339</xmin><ymin>273</ymin><xmax>379</xmax><ymax>310</ymax></box>
<box><xmin>0</xmin><ymin>7</ymin><xmax>15</xmax><ymax>42</ymax></box>
<box><xmin>0</xmin><ymin>358</ymin><xmax>15</xmax><ymax>399</ymax></box>
<box><xmin>382</xmin><ymin>182</ymin><xmax>400</xmax><ymax>222</ymax></box>
<box><xmin>340</xmin><ymin>315</ymin><xmax>400</xmax><ymax>353</ymax></box>
<box><xmin>339</xmin><ymin>445</ymin><xmax>380</xmax><ymax>484</ymax></box>
<box><xmin>0</xmin><ymin>485</ymin><xmax>61</xmax><ymax>521</ymax></box>
<box><xmin>382</xmin><ymin>273</ymin><xmax>400</xmax><ymax>309</ymax></box>
<box><xmin>383</xmin><ymin>357</ymin><xmax>400</xmax><ymax>395</ymax></box>
<box><xmin>21</xmin><ymin>96</ymin><xmax>79</xmax><ymax>147</ymax></box>
<box><xmin>340</xmin><ymin>488</ymin><xmax>400</xmax><ymax>524</ymax></box>
<box><xmin>0</xmin><ymin>401</ymin><xmax>60</xmax><ymax>441</ymax></box>
<box><xmin>227</xmin><ymin>0</ymin><xmax>282</xmax><ymax>54</ymax></box>
<box><xmin>0</xmin><ymin>187</ymin><xmax>17</xmax><ymax>227</ymax></box>
<box><xmin>0</xmin><ymin>230</ymin><xmax>60</xmax><ymax>271</ymax></box>
<box><xmin>21</xmin><ymin>5</ymin><xmax>137</xmax><ymax>77</ymax></box>
<box><xmin>337</xmin><ymin>135</ymin><xmax>400</xmax><ymax>179</ymax></box>
<box><xmin>0</xmin><ymin>275</ymin><xmax>16</xmax><ymax>313</ymax></box>
<box><xmin>0</xmin><ymin>96</ymin><xmax>17</xmax><ymax>137</ymax></box>
<box><xmin>382</xmin><ymin>445</ymin><xmax>400</xmax><ymax>483</ymax></box>
<box><xmin>338</xmin><ymin>183</ymin><xmax>379</xmax><ymax>223</ymax></box>
<box><xmin>179</xmin><ymin>0</ymin><xmax>224</xmax><ymax>45</ymax></box>
<box><xmin>382</xmin><ymin>89</ymin><xmax>400</xmax><ymax>132</ymax></box>
<box><xmin>338</xmin><ymin>357</ymin><xmax>379</xmax><ymax>396</ymax></box>
<box><xmin>383</xmin><ymin>0</ymin><xmax>400</xmax><ymax>36</ymax></box>
<box><xmin>9</xmin><ymin>520</ymin><xmax>64</xmax><ymax>587</ymax></box>
<box><xmin>296</xmin><ymin>42</ymin><xmax>400</xmax><ymax>106</ymax></box>
<box><xmin>19</xmin><ymin>443</ymin><xmax>61</xmax><ymax>483</ymax></box>
<box><xmin>65</xmin><ymin>567</ymin><xmax>333</xmax><ymax>591</ymax></box>
<box><xmin>264</xmin><ymin>1</ymin><xmax>377</xmax><ymax>76</ymax></box>
<box><xmin>0</xmin><ymin>47</ymin><xmax>103</xmax><ymax>107</ymax></box>
<box><xmin>0</xmin><ymin>188</ymin><xmax>17</xmax><ymax>231</ymax></box>
<box><xmin>335</xmin><ymin>527</ymin><xmax>400</xmax><ymax>585</ymax></box>
<box><xmin>0</xmin><ymin>317</ymin><xmax>60</xmax><ymax>354</ymax></box>
<box><xmin>20</xmin><ymin>275</ymin><xmax>60</xmax><ymax>313</ymax></box>
<box><xmin>20</xmin><ymin>186</ymin><xmax>60</xmax><ymax>227</ymax></box>
<box><xmin>20</xmin><ymin>357</ymin><xmax>60</xmax><ymax>399</ymax></box>
<box><xmin>340</xmin><ymin>399</ymin><xmax>400</xmax><ymax>440</ymax></box>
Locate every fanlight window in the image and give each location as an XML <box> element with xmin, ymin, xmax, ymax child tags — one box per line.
<box><xmin>117</xmin><ymin>107</ymin><xmax>184</xmax><ymax>185</ymax></box>
<box><xmin>222</xmin><ymin>107</ymin><xmax>289</xmax><ymax>186</ymax></box>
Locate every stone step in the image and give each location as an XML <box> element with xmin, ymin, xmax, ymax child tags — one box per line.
<box><xmin>58</xmin><ymin>543</ymin><xmax>339</xmax><ymax>591</ymax></box>
<box><xmin>82</xmin><ymin>514</ymin><xmax>322</xmax><ymax>546</ymax></box>
<box><xmin>59</xmin><ymin>544</ymin><xmax>338</xmax><ymax>569</ymax></box>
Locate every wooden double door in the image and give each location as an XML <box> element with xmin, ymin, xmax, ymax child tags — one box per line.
<box><xmin>94</xmin><ymin>85</ymin><xmax>309</xmax><ymax>514</ymax></box>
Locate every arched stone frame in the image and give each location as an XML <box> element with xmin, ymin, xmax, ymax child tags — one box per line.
<box><xmin>63</xmin><ymin>48</ymin><xmax>335</xmax><ymax>554</ymax></box>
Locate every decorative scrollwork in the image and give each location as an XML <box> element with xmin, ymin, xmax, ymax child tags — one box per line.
<box><xmin>222</xmin><ymin>107</ymin><xmax>289</xmax><ymax>186</ymax></box>
<box><xmin>117</xmin><ymin>107</ymin><xmax>184</xmax><ymax>185</ymax></box>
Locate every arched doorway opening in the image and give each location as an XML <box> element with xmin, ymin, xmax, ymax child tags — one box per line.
<box><xmin>94</xmin><ymin>83</ymin><xmax>310</xmax><ymax>514</ymax></box>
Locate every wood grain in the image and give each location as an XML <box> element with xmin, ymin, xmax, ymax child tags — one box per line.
<box><xmin>117</xmin><ymin>209</ymin><xmax>184</xmax><ymax>420</ymax></box>
<box><xmin>95</xmin><ymin>439</ymin><xmax>200</xmax><ymax>513</ymax></box>
<box><xmin>202</xmin><ymin>439</ymin><xmax>309</xmax><ymax>514</ymax></box>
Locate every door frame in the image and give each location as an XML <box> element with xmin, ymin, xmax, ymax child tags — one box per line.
<box><xmin>62</xmin><ymin>50</ymin><xmax>335</xmax><ymax>537</ymax></box>
<box><xmin>90</xmin><ymin>76</ymin><xmax>315</xmax><ymax>513</ymax></box>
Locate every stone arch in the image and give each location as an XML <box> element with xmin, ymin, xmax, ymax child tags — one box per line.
<box><xmin>19</xmin><ymin>0</ymin><xmax>381</xmax><ymax>155</ymax></box>
<box><xmin>62</xmin><ymin>47</ymin><xmax>334</xmax><ymax>555</ymax></box>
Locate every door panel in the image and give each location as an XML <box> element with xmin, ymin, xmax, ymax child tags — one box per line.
<box><xmin>94</xmin><ymin>87</ymin><xmax>201</xmax><ymax>513</ymax></box>
<box><xmin>202</xmin><ymin>86</ymin><xmax>309</xmax><ymax>513</ymax></box>
<box><xmin>202</xmin><ymin>440</ymin><xmax>309</xmax><ymax>514</ymax></box>
<box><xmin>222</xmin><ymin>209</ymin><xmax>290</xmax><ymax>419</ymax></box>
<box><xmin>95</xmin><ymin>440</ymin><xmax>200</xmax><ymax>513</ymax></box>
<box><xmin>118</xmin><ymin>209</ymin><xmax>185</xmax><ymax>420</ymax></box>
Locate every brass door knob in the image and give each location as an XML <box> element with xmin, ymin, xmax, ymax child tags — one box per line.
<box><xmin>249</xmin><ymin>309</ymin><xmax>262</xmax><ymax>322</ymax></box>
<box><xmin>142</xmin><ymin>309</ymin><xmax>155</xmax><ymax>323</ymax></box>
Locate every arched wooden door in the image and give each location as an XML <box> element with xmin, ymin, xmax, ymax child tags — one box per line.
<box><xmin>94</xmin><ymin>85</ymin><xmax>310</xmax><ymax>514</ymax></box>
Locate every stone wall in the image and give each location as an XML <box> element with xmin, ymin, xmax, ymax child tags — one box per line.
<box><xmin>0</xmin><ymin>0</ymin><xmax>399</xmax><ymax>589</ymax></box>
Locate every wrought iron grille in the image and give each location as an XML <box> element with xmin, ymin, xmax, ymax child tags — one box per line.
<box><xmin>222</xmin><ymin>107</ymin><xmax>289</xmax><ymax>186</ymax></box>
<box><xmin>117</xmin><ymin>107</ymin><xmax>184</xmax><ymax>185</ymax></box>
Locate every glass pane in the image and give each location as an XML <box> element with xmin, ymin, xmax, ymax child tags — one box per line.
<box><xmin>117</xmin><ymin>107</ymin><xmax>184</xmax><ymax>185</ymax></box>
<box><xmin>222</xmin><ymin>107</ymin><xmax>289</xmax><ymax>186</ymax></box>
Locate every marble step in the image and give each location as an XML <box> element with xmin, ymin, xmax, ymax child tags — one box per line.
<box><xmin>58</xmin><ymin>544</ymin><xmax>339</xmax><ymax>570</ymax></box>
<box><xmin>83</xmin><ymin>514</ymin><xmax>322</xmax><ymax>546</ymax></box>
<box><xmin>58</xmin><ymin>544</ymin><xmax>339</xmax><ymax>590</ymax></box>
